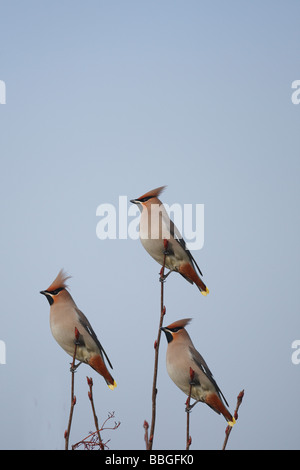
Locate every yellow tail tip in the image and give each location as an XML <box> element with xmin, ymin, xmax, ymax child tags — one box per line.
<box><xmin>201</xmin><ymin>287</ymin><xmax>209</xmax><ymax>296</ymax></box>
<box><xmin>228</xmin><ymin>417</ymin><xmax>236</xmax><ymax>427</ymax></box>
<box><xmin>108</xmin><ymin>380</ymin><xmax>117</xmax><ymax>390</ymax></box>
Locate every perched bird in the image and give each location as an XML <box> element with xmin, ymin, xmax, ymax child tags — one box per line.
<box><xmin>40</xmin><ymin>269</ymin><xmax>116</xmax><ymax>390</ymax></box>
<box><xmin>130</xmin><ymin>186</ymin><xmax>209</xmax><ymax>295</ymax></box>
<box><xmin>161</xmin><ymin>318</ymin><xmax>235</xmax><ymax>425</ymax></box>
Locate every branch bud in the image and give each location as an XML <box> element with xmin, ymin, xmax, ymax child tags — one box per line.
<box><xmin>87</xmin><ymin>376</ymin><xmax>93</xmax><ymax>386</ymax></box>
<box><xmin>143</xmin><ymin>420</ymin><xmax>149</xmax><ymax>429</ymax></box>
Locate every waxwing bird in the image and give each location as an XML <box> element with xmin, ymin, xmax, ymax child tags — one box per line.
<box><xmin>161</xmin><ymin>318</ymin><xmax>235</xmax><ymax>426</ymax></box>
<box><xmin>130</xmin><ymin>186</ymin><xmax>209</xmax><ymax>295</ymax></box>
<box><xmin>40</xmin><ymin>269</ymin><xmax>116</xmax><ymax>390</ymax></box>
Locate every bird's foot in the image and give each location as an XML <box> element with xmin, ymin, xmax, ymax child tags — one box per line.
<box><xmin>70</xmin><ymin>361</ymin><xmax>82</xmax><ymax>373</ymax></box>
<box><xmin>185</xmin><ymin>399</ymin><xmax>199</xmax><ymax>413</ymax></box>
<box><xmin>159</xmin><ymin>269</ymin><xmax>172</xmax><ymax>283</ymax></box>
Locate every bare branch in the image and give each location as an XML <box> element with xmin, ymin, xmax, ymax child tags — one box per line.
<box><xmin>222</xmin><ymin>389</ymin><xmax>245</xmax><ymax>450</ymax></box>
<box><xmin>185</xmin><ymin>367</ymin><xmax>195</xmax><ymax>450</ymax></box>
<box><xmin>72</xmin><ymin>412</ymin><xmax>120</xmax><ymax>450</ymax></box>
<box><xmin>143</xmin><ymin>420</ymin><xmax>149</xmax><ymax>449</ymax></box>
<box><xmin>64</xmin><ymin>327</ymin><xmax>80</xmax><ymax>450</ymax></box>
<box><xmin>147</xmin><ymin>239</ymin><xmax>168</xmax><ymax>450</ymax></box>
<box><xmin>87</xmin><ymin>376</ymin><xmax>105</xmax><ymax>450</ymax></box>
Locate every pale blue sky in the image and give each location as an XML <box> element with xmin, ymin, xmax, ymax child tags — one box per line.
<box><xmin>0</xmin><ymin>1</ymin><xmax>299</xmax><ymax>449</ymax></box>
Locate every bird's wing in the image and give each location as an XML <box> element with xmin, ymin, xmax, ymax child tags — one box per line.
<box><xmin>189</xmin><ymin>346</ymin><xmax>229</xmax><ymax>406</ymax></box>
<box><xmin>168</xmin><ymin>217</ymin><xmax>203</xmax><ymax>277</ymax></box>
<box><xmin>75</xmin><ymin>307</ymin><xmax>113</xmax><ymax>369</ymax></box>
<box><xmin>159</xmin><ymin>204</ymin><xmax>203</xmax><ymax>277</ymax></box>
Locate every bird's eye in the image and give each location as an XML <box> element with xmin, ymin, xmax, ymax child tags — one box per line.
<box><xmin>138</xmin><ymin>196</ymin><xmax>153</xmax><ymax>203</ymax></box>
<box><xmin>50</xmin><ymin>287</ymin><xmax>64</xmax><ymax>295</ymax></box>
<box><xmin>171</xmin><ymin>327</ymin><xmax>182</xmax><ymax>333</ymax></box>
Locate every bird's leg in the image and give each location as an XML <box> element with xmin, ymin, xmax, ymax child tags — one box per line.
<box><xmin>70</xmin><ymin>361</ymin><xmax>82</xmax><ymax>373</ymax></box>
<box><xmin>159</xmin><ymin>269</ymin><xmax>172</xmax><ymax>283</ymax></box>
<box><xmin>185</xmin><ymin>399</ymin><xmax>200</xmax><ymax>413</ymax></box>
<box><xmin>159</xmin><ymin>239</ymin><xmax>171</xmax><ymax>282</ymax></box>
<box><xmin>69</xmin><ymin>335</ymin><xmax>82</xmax><ymax>372</ymax></box>
<box><xmin>74</xmin><ymin>337</ymin><xmax>81</xmax><ymax>346</ymax></box>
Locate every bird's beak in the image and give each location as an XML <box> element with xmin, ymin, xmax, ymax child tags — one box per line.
<box><xmin>40</xmin><ymin>290</ymin><xmax>54</xmax><ymax>306</ymax></box>
<box><xmin>160</xmin><ymin>327</ymin><xmax>169</xmax><ymax>335</ymax></box>
<box><xmin>160</xmin><ymin>326</ymin><xmax>173</xmax><ymax>343</ymax></box>
<box><xmin>130</xmin><ymin>199</ymin><xmax>138</xmax><ymax>204</ymax></box>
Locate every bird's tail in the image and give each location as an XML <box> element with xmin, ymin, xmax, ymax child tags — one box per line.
<box><xmin>178</xmin><ymin>262</ymin><xmax>209</xmax><ymax>296</ymax></box>
<box><xmin>205</xmin><ymin>393</ymin><xmax>235</xmax><ymax>426</ymax></box>
<box><xmin>88</xmin><ymin>355</ymin><xmax>117</xmax><ymax>390</ymax></box>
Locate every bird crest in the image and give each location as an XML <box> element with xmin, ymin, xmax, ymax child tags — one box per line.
<box><xmin>165</xmin><ymin>318</ymin><xmax>192</xmax><ymax>330</ymax></box>
<box><xmin>137</xmin><ymin>185</ymin><xmax>166</xmax><ymax>200</ymax></box>
<box><xmin>46</xmin><ymin>269</ymin><xmax>71</xmax><ymax>292</ymax></box>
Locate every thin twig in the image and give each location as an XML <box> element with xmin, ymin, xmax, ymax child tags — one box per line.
<box><xmin>72</xmin><ymin>412</ymin><xmax>120</xmax><ymax>450</ymax></box>
<box><xmin>143</xmin><ymin>420</ymin><xmax>149</xmax><ymax>449</ymax></box>
<box><xmin>64</xmin><ymin>327</ymin><xmax>80</xmax><ymax>450</ymax></box>
<box><xmin>147</xmin><ymin>239</ymin><xmax>168</xmax><ymax>450</ymax></box>
<box><xmin>87</xmin><ymin>377</ymin><xmax>105</xmax><ymax>450</ymax></box>
<box><xmin>222</xmin><ymin>389</ymin><xmax>245</xmax><ymax>450</ymax></box>
<box><xmin>185</xmin><ymin>367</ymin><xmax>195</xmax><ymax>450</ymax></box>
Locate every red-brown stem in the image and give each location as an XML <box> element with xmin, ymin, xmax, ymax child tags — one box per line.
<box><xmin>72</xmin><ymin>412</ymin><xmax>120</xmax><ymax>450</ymax></box>
<box><xmin>147</xmin><ymin>239</ymin><xmax>168</xmax><ymax>450</ymax></box>
<box><xmin>186</xmin><ymin>367</ymin><xmax>194</xmax><ymax>450</ymax></box>
<box><xmin>87</xmin><ymin>376</ymin><xmax>105</xmax><ymax>450</ymax></box>
<box><xmin>222</xmin><ymin>389</ymin><xmax>245</xmax><ymax>450</ymax></box>
<box><xmin>64</xmin><ymin>327</ymin><xmax>79</xmax><ymax>450</ymax></box>
<box><xmin>143</xmin><ymin>420</ymin><xmax>149</xmax><ymax>449</ymax></box>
